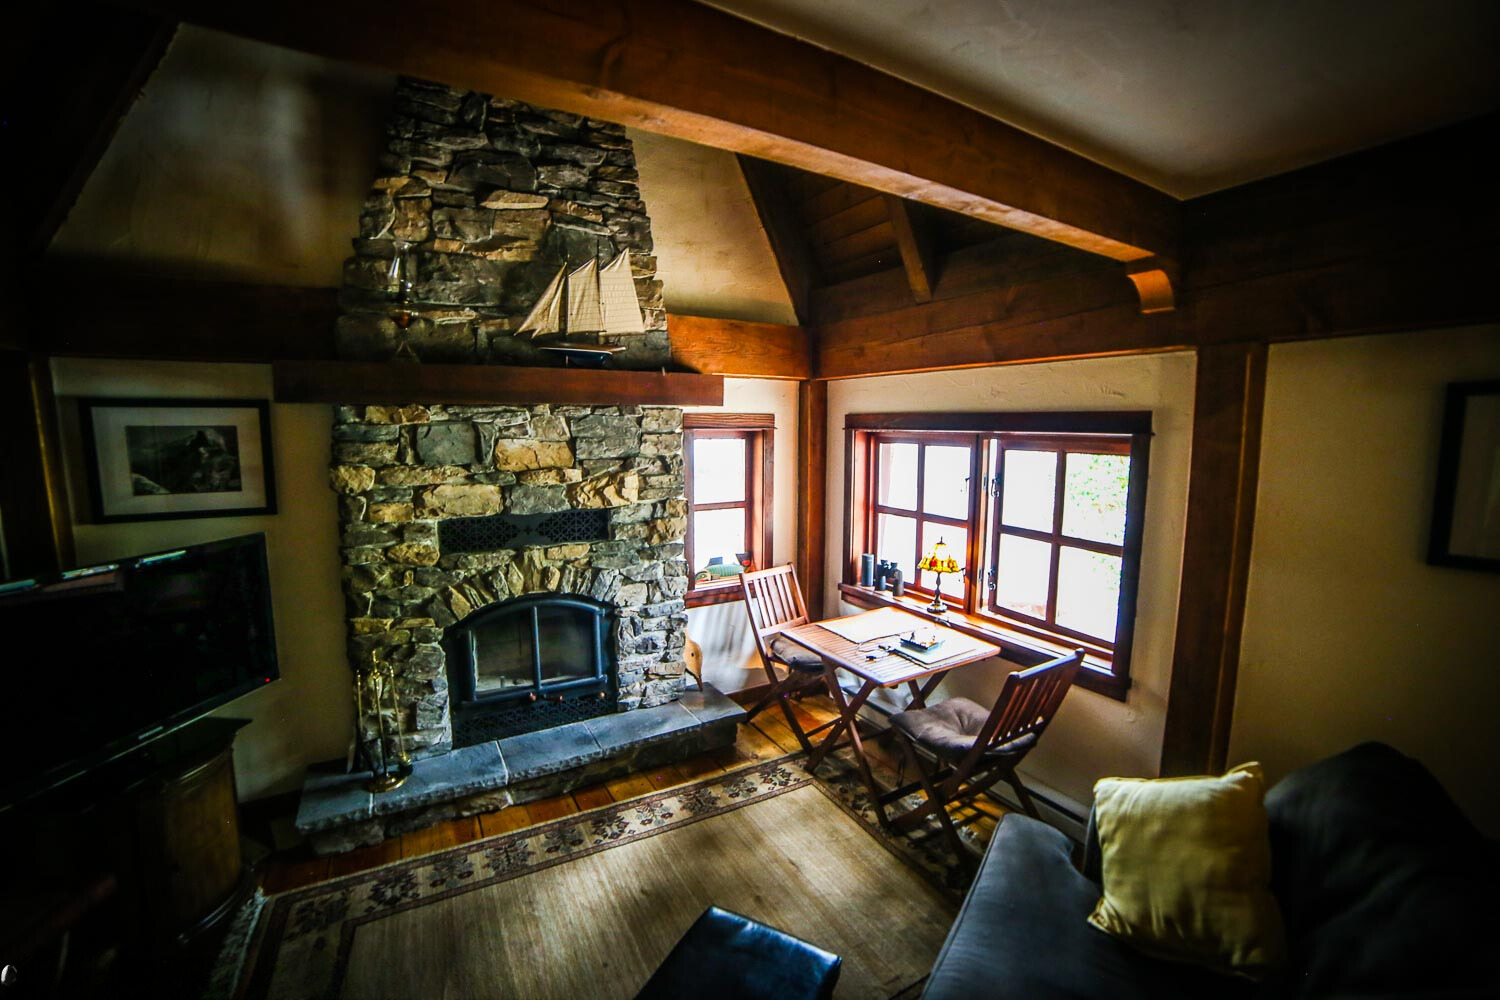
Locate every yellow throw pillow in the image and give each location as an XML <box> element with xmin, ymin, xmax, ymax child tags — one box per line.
<box><xmin>1087</xmin><ymin>762</ymin><xmax>1284</xmax><ymax>977</ymax></box>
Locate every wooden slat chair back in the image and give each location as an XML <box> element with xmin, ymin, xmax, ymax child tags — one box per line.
<box><xmin>883</xmin><ymin>649</ymin><xmax>1085</xmax><ymax>858</ymax></box>
<box><xmin>741</xmin><ymin>563</ymin><xmax>811</xmax><ymax>662</ymax></box>
<box><xmin>737</xmin><ymin>564</ymin><xmax>836</xmax><ymax>752</ymax></box>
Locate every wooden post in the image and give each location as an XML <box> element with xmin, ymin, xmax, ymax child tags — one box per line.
<box><xmin>797</xmin><ymin>379</ymin><xmax>828</xmax><ymax>618</ymax></box>
<box><xmin>1160</xmin><ymin>341</ymin><xmax>1267</xmax><ymax>776</ymax></box>
<box><xmin>0</xmin><ymin>354</ymin><xmax>75</xmax><ymax>578</ymax></box>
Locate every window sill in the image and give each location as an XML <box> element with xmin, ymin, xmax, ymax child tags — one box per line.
<box><xmin>685</xmin><ymin>582</ymin><xmax>744</xmax><ymax>608</ymax></box>
<box><xmin>837</xmin><ymin>583</ymin><xmax>1129</xmax><ymax>701</ymax></box>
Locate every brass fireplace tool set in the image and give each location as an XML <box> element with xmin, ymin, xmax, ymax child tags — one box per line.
<box><xmin>355</xmin><ymin>656</ymin><xmax>412</xmax><ymax>792</ymax></box>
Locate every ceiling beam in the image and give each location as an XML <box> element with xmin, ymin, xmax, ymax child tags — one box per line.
<box><xmin>737</xmin><ymin>157</ymin><xmax>819</xmax><ymax>325</ymax></box>
<box><xmin>667</xmin><ymin>314</ymin><xmax>810</xmax><ymax>379</ymax></box>
<box><xmin>129</xmin><ymin>0</ymin><xmax>1178</xmax><ymax>263</ymax></box>
<box><xmin>27</xmin><ymin>268</ymin><xmax>811</xmax><ymax>378</ymax></box>
<box><xmin>273</xmin><ymin>360</ymin><xmax>723</xmax><ymax>406</ymax></box>
<box><xmin>883</xmin><ymin>196</ymin><xmax>939</xmax><ymax>304</ymax></box>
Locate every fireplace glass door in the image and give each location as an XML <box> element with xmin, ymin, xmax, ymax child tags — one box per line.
<box><xmin>452</xmin><ymin>594</ymin><xmax>613</xmax><ymax>708</ymax></box>
<box><xmin>472</xmin><ymin>602</ymin><xmax>599</xmax><ymax>697</ymax></box>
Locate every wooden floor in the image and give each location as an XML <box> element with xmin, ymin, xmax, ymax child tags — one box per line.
<box><xmin>260</xmin><ymin>694</ymin><xmax>1001</xmax><ymax>894</ymax></box>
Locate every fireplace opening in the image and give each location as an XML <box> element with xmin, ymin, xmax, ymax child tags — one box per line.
<box><xmin>446</xmin><ymin>593</ymin><xmax>618</xmax><ymax>746</ymax></box>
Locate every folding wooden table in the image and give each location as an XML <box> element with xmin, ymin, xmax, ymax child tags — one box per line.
<box><xmin>777</xmin><ymin>608</ymin><xmax>1001</xmax><ymax>815</ymax></box>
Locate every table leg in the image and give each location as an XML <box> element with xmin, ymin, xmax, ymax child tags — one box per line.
<box><xmin>807</xmin><ymin>672</ymin><xmax>875</xmax><ymax>773</ymax></box>
<box><xmin>905</xmin><ymin>672</ymin><xmax>948</xmax><ymax>710</ymax></box>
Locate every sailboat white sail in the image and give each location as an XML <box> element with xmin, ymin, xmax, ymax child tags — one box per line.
<box><xmin>565</xmin><ymin>259</ymin><xmax>604</xmax><ymax>334</ymax></box>
<box><xmin>598</xmin><ymin>251</ymin><xmax>645</xmax><ymax>334</ymax></box>
<box><xmin>517</xmin><ymin>265</ymin><xmax>566</xmax><ymax>338</ymax></box>
<box><xmin>514</xmin><ymin>252</ymin><xmax>644</xmax><ymax>342</ymax></box>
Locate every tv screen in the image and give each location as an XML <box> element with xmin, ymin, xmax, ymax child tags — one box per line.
<box><xmin>0</xmin><ymin>533</ymin><xmax>279</xmax><ymax>810</ymax></box>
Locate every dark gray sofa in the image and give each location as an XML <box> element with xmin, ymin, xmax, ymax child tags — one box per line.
<box><xmin>922</xmin><ymin>742</ymin><xmax>1497</xmax><ymax>998</ymax></box>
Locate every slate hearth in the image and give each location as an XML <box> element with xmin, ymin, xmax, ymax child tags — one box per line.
<box><xmin>295</xmin><ymin>685</ymin><xmax>745</xmax><ymax>855</ymax></box>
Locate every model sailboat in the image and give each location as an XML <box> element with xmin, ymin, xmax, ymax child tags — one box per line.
<box><xmin>515</xmin><ymin>252</ymin><xmax>644</xmax><ymax>361</ymax></box>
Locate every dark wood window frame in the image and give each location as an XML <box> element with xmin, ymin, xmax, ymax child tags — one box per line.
<box><xmin>684</xmin><ymin>413</ymin><xmax>775</xmax><ymax>608</ymax></box>
<box><xmin>843</xmin><ymin>411</ymin><xmax>1152</xmax><ymax>699</ymax></box>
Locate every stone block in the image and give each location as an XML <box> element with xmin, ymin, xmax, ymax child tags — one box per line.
<box><xmin>330</xmin><ymin>465</ymin><xmax>376</xmax><ymax>494</ymax></box>
<box><xmin>377</xmin><ymin>465</ymin><xmax>469</xmax><ymax>486</ymax></box>
<box><xmin>575</xmin><ymin>435</ymin><xmax>640</xmax><ymax>460</ymax></box>
<box><xmin>515</xmin><ymin>468</ymin><xmax>582</xmax><ymax>485</ymax></box>
<box><xmin>431</xmin><ymin>206</ymin><xmax>495</xmax><ymax>242</ymax></box>
<box><xmin>407</xmin><ymin>321</ymin><xmax>478</xmax><ymax>362</ymax></box>
<box><xmin>414</xmin><ymin>422</ymin><xmax>478</xmax><ymax>465</ymax></box>
<box><xmin>416</xmin><ymin>484</ymin><xmax>504</xmax><ymax>517</ymax></box>
<box><xmin>392</xmin><ymin>197</ymin><xmax>431</xmax><ymax>242</ymax></box>
<box><xmin>640</xmin><ymin>433</ymin><xmax>681</xmax><ymax>457</ymax></box>
<box><xmin>569</xmin><ymin>413</ymin><xmax>639</xmax><ymax>438</ymax></box>
<box><xmin>566</xmin><ymin>471</ymin><xmax>639</xmax><ymax>508</ymax></box>
<box><xmin>480</xmin><ymin>190</ymin><xmax>549</xmax><ymax>209</ymax></box>
<box><xmin>490</xmin><ymin>209</ymin><xmax>549</xmax><ymax>240</ymax></box>
<box><xmin>367</xmin><ymin>502</ymin><xmax>414</xmax><ymax>523</ymax></box>
<box><xmin>364</xmin><ymin>405</ymin><xmax>431</xmax><ymax>424</ymax></box>
<box><xmin>640</xmin><ymin>408</ymin><xmax>682</xmax><ymax>433</ymax></box>
<box><xmin>493</xmin><ymin>440</ymin><xmax>573</xmax><ymax>471</ymax></box>
<box><xmin>387</xmin><ymin>542</ymin><xmax>440</xmax><ymax>566</ymax></box>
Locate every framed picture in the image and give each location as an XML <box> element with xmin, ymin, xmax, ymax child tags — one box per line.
<box><xmin>1427</xmin><ymin>380</ymin><xmax>1500</xmax><ymax>572</ymax></box>
<box><xmin>79</xmin><ymin>397</ymin><xmax>277</xmax><ymax>523</ymax></box>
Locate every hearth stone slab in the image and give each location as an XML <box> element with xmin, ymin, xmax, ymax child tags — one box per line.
<box><xmin>296</xmin><ymin>683</ymin><xmax>746</xmax><ymax>855</ymax></box>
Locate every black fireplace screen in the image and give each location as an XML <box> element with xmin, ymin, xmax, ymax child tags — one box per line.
<box><xmin>446</xmin><ymin>593</ymin><xmax>617</xmax><ymax>745</ymax></box>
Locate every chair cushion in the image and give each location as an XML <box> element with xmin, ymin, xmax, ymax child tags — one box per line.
<box><xmin>1087</xmin><ymin>763</ymin><xmax>1284</xmax><ymax>979</ymax></box>
<box><xmin>769</xmin><ymin>635</ymin><xmax>825</xmax><ymax>672</ymax></box>
<box><xmin>889</xmin><ymin>697</ymin><xmax>1037</xmax><ymax>760</ymax></box>
<box><xmin>635</xmin><ymin>905</ymin><xmax>841</xmax><ymax>1000</ymax></box>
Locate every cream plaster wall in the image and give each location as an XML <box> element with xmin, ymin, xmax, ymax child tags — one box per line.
<box><xmin>684</xmin><ymin>378</ymin><xmax>801</xmax><ymax>693</ymax></box>
<box><xmin>50</xmin><ymin>27</ymin><xmax>391</xmax><ymax>286</ymax></box>
<box><xmin>825</xmin><ymin>354</ymin><xmax>1197</xmax><ymax>813</ymax></box>
<box><xmin>49</xmin><ymin>359</ymin><xmax>349</xmax><ymax>802</ymax></box>
<box><xmin>1231</xmin><ymin>326</ymin><xmax>1500</xmax><ymax>835</ymax></box>
<box><xmin>630</xmin><ymin>131</ymin><xmax>798</xmax><ymax>326</ymax></box>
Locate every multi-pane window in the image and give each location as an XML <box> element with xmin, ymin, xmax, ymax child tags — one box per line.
<box><xmin>684</xmin><ymin>414</ymin><xmax>774</xmax><ymax>603</ymax></box>
<box><xmin>847</xmin><ymin>413</ymin><xmax>1151</xmax><ymax>697</ymax></box>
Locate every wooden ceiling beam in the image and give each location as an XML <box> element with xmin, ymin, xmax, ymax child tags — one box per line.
<box><xmin>26</xmin><ymin>268</ymin><xmax>811</xmax><ymax>378</ymax></box>
<box><xmin>273</xmin><ymin>360</ymin><xmax>723</xmax><ymax>406</ymax></box>
<box><xmin>129</xmin><ymin>0</ymin><xmax>1178</xmax><ymax>263</ymax></box>
<box><xmin>883</xmin><ymin>196</ymin><xmax>939</xmax><ymax>304</ymax></box>
<box><xmin>667</xmin><ymin>314</ymin><xmax>810</xmax><ymax>379</ymax></box>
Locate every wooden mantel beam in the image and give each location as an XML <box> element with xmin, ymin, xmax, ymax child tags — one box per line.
<box><xmin>129</xmin><ymin>0</ymin><xmax>1177</xmax><ymax>263</ymax></box>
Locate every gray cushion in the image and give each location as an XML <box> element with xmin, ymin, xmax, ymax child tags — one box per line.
<box><xmin>769</xmin><ymin>635</ymin><xmax>825</xmax><ymax>671</ymax></box>
<box><xmin>890</xmin><ymin>697</ymin><xmax>1038</xmax><ymax>760</ymax></box>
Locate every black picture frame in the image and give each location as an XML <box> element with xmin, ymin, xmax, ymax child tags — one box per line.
<box><xmin>78</xmin><ymin>397</ymin><xmax>278</xmax><ymax>523</ymax></box>
<box><xmin>1427</xmin><ymin>379</ymin><xmax>1500</xmax><ymax>572</ymax></box>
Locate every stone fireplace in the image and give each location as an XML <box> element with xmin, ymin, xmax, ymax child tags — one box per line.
<box><xmin>292</xmin><ymin>78</ymin><xmax>741</xmax><ymax>853</ymax></box>
<box><xmin>332</xmin><ymin>401</ymin><xmax>691</xmax><ymax>761</ymax></box>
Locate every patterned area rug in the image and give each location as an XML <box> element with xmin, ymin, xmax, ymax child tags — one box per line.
<box><xmin>229</xmin><ymin>751</ymin><xmax>981</xmax><ymax>1000</ymax></box>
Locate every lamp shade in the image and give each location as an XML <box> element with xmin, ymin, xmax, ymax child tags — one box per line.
<box><xmin>917</xmin><ymin>537</ymin><xmax>961</xmax><ymax>574</ymax></box>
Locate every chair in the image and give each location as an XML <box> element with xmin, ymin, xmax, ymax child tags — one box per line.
<box><xmin>881</xmin><ymin>648</ymin><xmax>1085</xmax><ymax>857</ymax></box>
<box><xmin>738</xmin><ymin>564</ymin><xmax>839</xmax><ymax>752</ymax></box>
<box><xmin>634</xmin><ymin>905</ymin><xmax>842</xmax><ymax>1000</ymax></box>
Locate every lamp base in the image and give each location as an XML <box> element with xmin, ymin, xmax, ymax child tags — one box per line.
<box><xmin>925</xmin><ymin>598</ymin><xmax>947</xmax><ymax>615</ymax></box>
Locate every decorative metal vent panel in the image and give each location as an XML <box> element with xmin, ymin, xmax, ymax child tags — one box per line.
<box><xmin>451</xmin><ymin>694</ymin><xmax>618</xmax><ymax>745</ymax></box>
<box><xmin>438</xmin><ymin>510</ymin><xmax>610</xmax><ymax>553</ymax></box>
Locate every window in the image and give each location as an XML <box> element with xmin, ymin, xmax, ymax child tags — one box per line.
<box><xmin>684</xmin><ymin>414</ymin><xmax>774</xmax><ymax>606</ymax></box>
<box><xmin>846</xmin><ymin>412</ymin><xmax>1151</xmax><ymax>698</ymax></box>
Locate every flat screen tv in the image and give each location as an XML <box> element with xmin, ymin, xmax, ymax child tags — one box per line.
<box><xmin>0</xmin><ymin>533</ymin><xmax>279</xmax><ymax>811</ymax></box>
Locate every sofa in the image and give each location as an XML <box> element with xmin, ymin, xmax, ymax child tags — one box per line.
<box><xmin>922</xmin><ymin>742</ymin><xmax>1497</xmax><ymax>998</ymax></box>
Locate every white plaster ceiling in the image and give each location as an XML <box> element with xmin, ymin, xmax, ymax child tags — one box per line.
<box><xmin>707</xmin><ymin>0</ymin><xmax>1500</xmax><ymax>197</ymax></box>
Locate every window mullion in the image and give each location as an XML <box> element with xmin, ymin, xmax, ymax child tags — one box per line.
<box><xmin>1045</xmin><ymin>449</ymin><xmax>1065</xmax><ymax>628</ymax></box>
